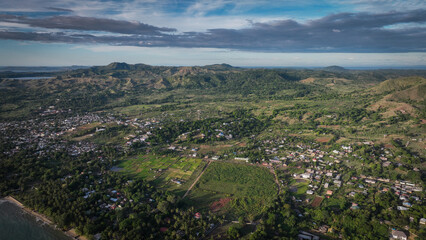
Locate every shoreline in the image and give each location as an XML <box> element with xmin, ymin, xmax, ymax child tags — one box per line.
<box><xmin>2</xmin><ymin>196</ymin><xmax>88</xmax><ymax>240</ymax></box>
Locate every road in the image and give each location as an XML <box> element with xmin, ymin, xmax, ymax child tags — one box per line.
<box><xmin>271</xmin><ymin>167</ymin><xmax>281</xmax><ymax>194</ymax></box>
<box><xmin>182</xmin><ymin>160</ymin><xmax>211</xmax><ymax>199</ymax></box>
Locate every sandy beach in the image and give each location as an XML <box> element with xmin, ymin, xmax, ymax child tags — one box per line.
<box><xmin>2</xmin><ymin>196</ymin><xmax>88</xmax><ymax>240</ymax></box>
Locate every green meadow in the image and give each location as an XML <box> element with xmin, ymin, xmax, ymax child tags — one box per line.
<box><xmin>187</xmin><ymin>162</ymin><xmax>278</xmax><ymax>219</ymax></box>
<box><xmin>117</xmin><ymin>155</ymin><xmax>203</xmax><ymax>193</ymax></box>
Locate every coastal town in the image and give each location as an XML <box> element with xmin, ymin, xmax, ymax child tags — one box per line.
<box><xmin>1</xmin><ymin>0</ymin><xmax>426</xmax><ymax>238</ymax></box>
<box><xmin>1</xmin><ymin>104</ymin><xmax>424</xmax><ymax>240</ymax></box>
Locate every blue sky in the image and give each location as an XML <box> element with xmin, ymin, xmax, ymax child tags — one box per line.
<box><xmin>0</xmin><ymin>0</ymin><xmax>425</xmax><ymax>67</ymax></box>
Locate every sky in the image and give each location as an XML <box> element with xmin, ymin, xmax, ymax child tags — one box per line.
<box><xmin>0</xmin><ymin>0</ymin><xmax>425</xmax><ymax>67</ymax></box>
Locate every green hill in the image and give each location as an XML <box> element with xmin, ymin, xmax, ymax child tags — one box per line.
<box><xmin>2</xmin><ymin>63</ymin><xmax>426</xmax><ymax>120</ymax></box>
<box><xmin>371</xmin><ymin>76</ymin><xmax>426</xmax><ymax>94</ymax></box>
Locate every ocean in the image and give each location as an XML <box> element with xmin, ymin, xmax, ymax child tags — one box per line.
<box><xmin>9</xmin><ymin>77</ymin><xmax>54</xmax><ymax>80</ymax></box>
<box><xmin>0</xmin><ymin>200</ymin><xmax>71</xmax><ymax>240</ymax></box>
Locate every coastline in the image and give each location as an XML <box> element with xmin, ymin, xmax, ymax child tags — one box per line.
<box><xmin>2</xmin><ymin>196</ymin><xmax>88</xmax><ymax>240</ymax></box>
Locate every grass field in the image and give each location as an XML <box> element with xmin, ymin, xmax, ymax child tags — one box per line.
<box><xmin>117</xmin><ymin>155</ymin><xmax>203</xmax><ymax>192</ymax></box>
<box><xmin>187</xmin><ymin>162</ymin><xmax>277</xmax><ymax>219</ymax></box>
<box><xmin>288</xmin><ymin>178</ymin><xmax>309</xmax><ymax>196</ymax></box>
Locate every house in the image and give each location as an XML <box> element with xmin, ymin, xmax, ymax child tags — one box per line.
<box><xmin>333</xmin><ymin>180</ymin><xmax>342</xmax><ymax>187</ymax></box>
<box><xmin>301</xmin><ymin>173</ymin><xmax>312</xmax><ymax>179</ymax></box>
<box><xmin>382</xmin><ymin>161</ymin><xmax>391</xmax><ymax>167</ymax></box>
<box><xmin>217</xmin><ymin>132</ymin><xmax>225</xmax><ymax>137</ymax></box>
<box><xmin>318</xmin><ymin>225</ymin><xmax>329</xmax><ymax>233</ymax></box>
<box><xmin>326</xmin><ymin>190</ymin><xmax>333</xmax><ymax>195</ymax></box>
<box><xmin>194</xmin><ymin>212</ymin><xmax>201</xmax><ymax>219</ymax></box>
<box><xmin>397</xmin><ymin>206</ymin><xmax>409</xmax><ymax>211</ymax></box>
<box><xmin>306</xmin><ymin>190</ymin><xmax>314</xmax><ymax>195</ymax></box>
<box><xmin>391</xmin><ymin>230</ymin><xmax>407</xmax><ymax>240</ymax></box>
<box><xmin>234</xmin><ymin>157</ymin><xmax>249</xmax><ymax>162</ymax></box>
<box><xmin>365</xmin><ymin>179</ymin><xmax>376</xmax><ymax>184</ymax></box>
<box><xmin>298</xmin><ymin>231</ymin><xmax>319</xmax><ymax>240</ymax></box>
<box><xmin>171</xmin><ymin>179</ymin><xmax>182</xmax><ymax>185</ymax></box>
<box><xmin>420</xmin><ymin>218</ymin><xmax>426</xmax><ymax>225</ymax></box>
<box><xmin>350</xmin><ymin>203</ymin><xmax>360</xmax><ymax>210</ymax></box>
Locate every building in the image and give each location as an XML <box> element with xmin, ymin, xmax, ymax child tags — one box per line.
<box><xmin>397</xmin><ymin>206</ymin><xmax>409</xmax><ymax>211</ymax></box>
<box><xmin>350</xmin><ymin>203</ymin><xmax>360</xmax><ymax>210</ymax></box>
<box><xmin>298</xmin><ymin>231</ymin><xmax>320</xmax><ymax>240</ymax></box>
<box><xmin>365</xmin><ymin>179</ymin><xmax>376</xmax><ymax>184</ymax></box>
<box><xmin>234</xmin><ymin>157</ymin><xmax>249</xmax><ymax>162</ymax></box>
<box><xmin>318</xmin><ymin>225</ymin><xmax>329</xmax><ymax>233</ymax></box>
<box><xmin>391</xmin><ymin>230</ymin><xmax>407</xmax><ymax>240</ymax></box>
<box><xmin>301</xmin><ymin>173</ymin><xmax>312</xmax><ymax>179</ymax></box>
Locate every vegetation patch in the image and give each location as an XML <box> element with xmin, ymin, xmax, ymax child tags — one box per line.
<box><xmin>117</xmin><ymin>155</ymin><xmax>202</xmax><ymax>188</ymax></box>
<box><xmin>189</xmin><ymin>162</ymin><xmax>277</xmax><ymax>218</ymax></box>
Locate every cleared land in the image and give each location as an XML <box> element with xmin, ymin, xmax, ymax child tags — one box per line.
<box><xmin>311</xmin><ymin>196</ymin><xmax>324</xmax><ymax>207</ymax></box>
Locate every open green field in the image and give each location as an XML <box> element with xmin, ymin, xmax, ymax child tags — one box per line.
<box><xmin>187</xmin><ymin>162</ymin><xmax>277</xmax><ymax>219</ymax></box>
<box><xmin>117</xmin><ymin>155</ymin><xmax>203</xmax><ymax>191</ymax></box>
<box><xmin>288</xmin><ymin>178</ymin><xmax>309</xmax><ymax>196</ymax></box>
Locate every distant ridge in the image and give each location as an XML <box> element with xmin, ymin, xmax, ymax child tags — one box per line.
<box><xmin>323</xmin><ymin>66</ymin><xmax>346</xmax><ymax>72</ymax></box>
<box><xmin>203</xmin><ymin>63</ymin><xmax>235</xmax><ymax>70</ymax></box>
<box><xmin>106</xmin><ymin>62</ymin><xmax>131</xmax><ymax>70</ymax></box>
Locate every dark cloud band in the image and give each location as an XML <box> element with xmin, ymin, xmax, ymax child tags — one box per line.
<box><xmin>0</xmin><ymin>15</ymin><xmax>176</xmax><ymax>35</ymax></box>
<box><xmin>0</xmin><ymin>9</ymin><xmax>425</xmax><ymax>52</ymax></box>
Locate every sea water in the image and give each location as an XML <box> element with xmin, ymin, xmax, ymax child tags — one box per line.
<box><xmin>0</xmin><ymin>200</ymin><xmax>71</xmax><ymax>240</ymax></box>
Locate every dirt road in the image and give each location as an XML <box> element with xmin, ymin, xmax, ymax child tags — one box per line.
<box><xmin>182</xmin><ymin>160</ymin><xmax>211</xmax><ymax>199</ymax></box>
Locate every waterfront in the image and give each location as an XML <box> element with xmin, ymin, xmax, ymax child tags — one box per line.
<box><xmin>0</xmin><ymin>199</ymin><xmax>71</xmax><ymax>240</ymax></box>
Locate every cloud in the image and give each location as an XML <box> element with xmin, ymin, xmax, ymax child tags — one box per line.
<box><xmin>0</xmin><ymin>10</ymin><xmax>425</xmax><ymax>53</ymax></box>
<box><xmin>0</xmin><ymin>15</ymin><xmax>176</xmax><ymax>35</ymax></box>
<box><xmin>177</xmin><ymin>9</ymin><xmax>426</xmax><ymax>52</ymax></box>
<box><xmin>336</xmin><ymin>0</ymin><xmax>426</xmax><ymax>12</ymax></box>
<box><xmin>46</xmin><ymin>7</ymin><xmax>74</xmax><ymax>12</ymax></box>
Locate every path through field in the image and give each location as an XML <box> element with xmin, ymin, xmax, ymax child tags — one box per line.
<box><xmin>182</xmin><ymin>160</ymin><xmax>211</xmax><ymax>199</ymax></box>
<box><xmin>271</xmin><ymin>167</ymin><xmax>281</xmax><ymax>194</ymax></box>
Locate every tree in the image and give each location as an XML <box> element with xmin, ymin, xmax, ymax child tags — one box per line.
<box><xmin>158</xmin><ymin>201</ymin><xmax>170</xmax><ymax>214</ymax></box>
<box><xmin>227</xmin><ymin>226</ymin><xmax>240</xmax><ymax>239</ymax></box>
